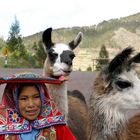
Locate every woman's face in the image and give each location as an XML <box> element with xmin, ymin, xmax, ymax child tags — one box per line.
<box><xmin>18</xmin><ymin>86</ymin><xmax>41</xmax><ymax>121</ymax></box>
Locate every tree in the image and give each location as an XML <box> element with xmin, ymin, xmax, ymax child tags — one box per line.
<box><xmin>6</xmin><ymin>16</ymin><xmax>26</xmax><ymax>58</ymax></box>
<box><xmin>96</xmin><ymin>44</ymin><xmax>109</xmax><ymax>70</ymax></box>
<box><xmin>32</xmin><ymin>40</ymin><xmax>47</xmax><ymax>67</ymax></box>
<box><xmin>87</xmin><ymin>66</ymin><xmax>92</xmax><ymax>71</ymax></box>
<box><xmin>0</xmin><ymin>37</ymin><xmax>7</xmax><ymax>50</ymax></box>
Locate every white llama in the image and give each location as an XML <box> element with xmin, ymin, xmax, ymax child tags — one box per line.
<box><xmin>42</xmin><ymin>28</ymin><xmax>87</xmax><ymax>140</ymax></box>
<box><xmin>42</xmin><ymin>27</ymin><xmax>83</xmax><ymax>121</ymax></box>
<box><xmin>88</xmin><ymin>47</ymin><xmax>140</xmax><ymax>140</ymax></box>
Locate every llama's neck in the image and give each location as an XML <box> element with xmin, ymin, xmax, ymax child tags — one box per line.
<box><xmin>47</xmin><ymin>82</ymin><xmax>68</xmax><ymax>120</ymax></box>
<box><xmin>43</xmin><ymin>60</ymin><xmax>68</xmax><ymax>120</ymax></box>
<box><xmin>89</xmin><ymin>95</ymin><xmax>127</xmax><ymax>140</ymax></box>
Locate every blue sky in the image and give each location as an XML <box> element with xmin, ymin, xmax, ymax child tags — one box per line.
<box><xmin>1</xmin><ymin>0</ymin><xmax>140</xmax><ymax>39</ymax></box>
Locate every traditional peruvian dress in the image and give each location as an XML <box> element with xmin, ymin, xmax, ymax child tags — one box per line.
<box><xmin>0</xmin><ymin>72</ymin><xmax>76</xmax><ymax>140</ymax></box>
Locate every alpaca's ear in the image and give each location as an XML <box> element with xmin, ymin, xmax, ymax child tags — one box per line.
<box><xmin>42</xmin><ymin>27</ymin><xmax>54</xmax><ymax>50</ymax></box>
<box><xmin>128</xmin><ymin>52</ymin><xmax>140</xmax><ymax>65</ymax></box>
<box><xmin>108</xmin><ymin>47</ymin><xmax>133</xmax><ymax>73</ymax></box>
<box><xmin>68</xmin><ymin>32</ymin><xmax>83</xmax><ymax>50</ymax></box>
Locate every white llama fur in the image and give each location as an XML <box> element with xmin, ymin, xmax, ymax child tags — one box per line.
<box><xmin>88</xmin><ymin>47</ymin><xmax>140</xmax><ymax>140</ymax></box>
<box><xmin>42</xmin><ymin>27</ymin><xmax>83</xmax><ymax>121</ymax></box>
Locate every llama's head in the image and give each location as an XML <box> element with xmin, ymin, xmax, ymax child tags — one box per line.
<box><xmin>94</xmin><ymin>47</ymin><xmax>140</xmax><ymax>112</ymax></box>
<box><xmin>42</xmin><ymin>27</ymin><xmax>83</xmax><ymax>77</ymax></box>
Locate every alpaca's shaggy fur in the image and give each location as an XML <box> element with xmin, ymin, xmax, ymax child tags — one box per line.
<box><xmin>88</xmin><ymin>47</ymin><xmax>140</xmax><ymax>140</ymax></box>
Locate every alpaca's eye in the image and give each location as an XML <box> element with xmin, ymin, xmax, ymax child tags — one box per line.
<box><xmin>115</xmin><ymin>80</ymin><xmax>132</xmax><ymax>90</ymax></box>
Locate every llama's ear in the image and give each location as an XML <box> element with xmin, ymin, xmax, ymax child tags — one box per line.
<box><xmin>108</xmin><ymin>47</ymin><xmax>133</xmax><ymax>73</ymax></box>
<box><xmin>42</xmin><ymin>27</ymin><xmax>54</xmax><ymax>50</ymax></box>
<box><xmin>128</xmin><ymin>52</ymin><xmax>140</xmax><ymax>65</ymax></box>
<box><xmin>68</xmin><ymin>32</ymin><xmax>83</xmax><ymax>50</ymax></box>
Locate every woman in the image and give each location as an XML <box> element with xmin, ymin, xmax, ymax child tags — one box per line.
<box><xmin>0</xmin><ymin>72</ymin><xmax>76</xmax><ymax>140</ymax></box>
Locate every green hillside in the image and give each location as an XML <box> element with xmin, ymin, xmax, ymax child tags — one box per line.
<box><xmin>1</xmin><ymin>12</ymin><xmax>140</xmax><ymax>69</ymax></box>
<box><xmin>23</xmin><ymin>12</ymin><xmax>140</xmax><ymax>49</ymax></box>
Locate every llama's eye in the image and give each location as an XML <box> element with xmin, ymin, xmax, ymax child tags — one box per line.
<box><xmin>48</xmin><ymin>51</ymin><xmax>58</xmax><ymax>63</ymax></box>
<box><xmin>50</xmin><ymin>53</ymin><xmax>58</xmax><ymax>60</ymax></box>
<box><xmin>115</xmin><ymin>80</ymin><xmax>132</xmax><ymax>90</ymax></box>
<box><xmin>51</xmin><ymin>53</ymin><xmax>58</xmax><ymax>58</ymax></box>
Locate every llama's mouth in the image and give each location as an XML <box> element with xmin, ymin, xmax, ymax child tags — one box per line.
<box><xmin>51</xmin><ymin>69</ymin><xmax>71</xmax><ymax>79</ymax></box>
<box><xmin>51</xmin><ymin>66</ymin><xmax>72</xmax><ymax>78</ymax></box>
<box><xmin>52</xmin><ymin>75</ymin><xmax>68</xmax><ymax>81</ymax></box>
<box><xmin>63</xmin><ymin>70</ymin><xmax>71</xmax><ymax>74</ymax></box>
